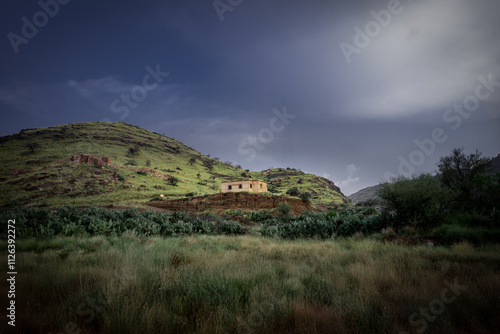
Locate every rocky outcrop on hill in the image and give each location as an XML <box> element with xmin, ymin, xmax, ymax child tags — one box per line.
<box><xmin>147</xmin><ymin>192</ymin><xmax>313</xmax><ymax>215</ymax></box>
<box><xmin>71</xmin><ymin>154</ymin><xmax>111</xmax><ymax>166</ymax></box>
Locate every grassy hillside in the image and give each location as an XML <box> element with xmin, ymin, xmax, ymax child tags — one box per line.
<box><xmin>0</xmin><ymin>122</ymin><xmax>345</xmax><ymax>209</ymax></box>
<box><xmin>250</xmin><ymin>168</ymin><xmax>345</xmax><ymax>207</ymax></box>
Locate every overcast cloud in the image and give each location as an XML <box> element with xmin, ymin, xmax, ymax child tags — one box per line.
<box><xmin>1</xmin><ymin>0</ymin><xmax>499</xmax><ymax>195</ymax></box>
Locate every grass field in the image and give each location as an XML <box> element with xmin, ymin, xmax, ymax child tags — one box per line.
<box><xmin>2</xmin><ymin>235</ymin><xmax>499</xmax><ymax>333</ymax></box>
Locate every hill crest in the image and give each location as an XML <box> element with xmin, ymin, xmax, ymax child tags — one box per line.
<box><xmin>0</xmin><ymin>122</ymin><xmax>345</xmax><ymax>209</ymax></box>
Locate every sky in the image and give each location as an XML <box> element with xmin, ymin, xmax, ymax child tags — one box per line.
<box><xmin>1</xmin><ymin>0</ymin><xmax>499</xmax><ymax>195</ymax></box>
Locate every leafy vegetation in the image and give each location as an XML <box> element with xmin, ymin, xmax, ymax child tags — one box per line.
<box><xmin>286</xmin><ymin>187</ymin><xmax>299</xmax><ymax>196</ymax></box>
<box><xmin>166</xmin><ymin>175</ymin><xmax>180</xmax><ymax>186</ymax></box>
<box><xmin>299</xmin><ymin>191</ymin><xmax>312</xmax><ymax>201</ymax></box>
<box><xmin>260</xmin><ymin>208</ymin><xmax>386</xmax><ymax>239</ymax></box>
<box><xmin>378</xmin><ymin>173</ymin><xmax>452</xmax><ymax>229</ymax></box>
<box><xmin>2</xmin><ymin>132</ymin><xmax>499</xmax><ymax>334</ymax></box>
<box><xmin>376</xmin><ymin>148</ymin><xmax>500</xmax><ymax>244</ymax></box>
<box><xmin>437</xmin><ymin>147</ymin><xmax>499</xmax><ymax>213</ymax></box>
<box><xmin>0</xmin><ymin>206</ymin><xmax>244</xmax><ymax>239</ymax></box>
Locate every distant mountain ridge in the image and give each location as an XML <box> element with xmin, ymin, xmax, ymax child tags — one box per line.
<box><xmin>347</xmin><ymin>185</ymin><xmax>381</xmax><ymax>204</ymax></box>
<box><xmin>491</xmin><ymin>154</ymin><xmax>500</xmax><ymax>173</ymax></box>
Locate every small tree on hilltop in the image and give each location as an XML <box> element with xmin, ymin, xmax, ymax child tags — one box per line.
<box><xmin>189</xmin><ymin>157</ymin><xmax>196</xmax><ymax>165</ymax></box>
<box><xmin>203</xmin><ymin>158</ymin><xmax>214</xmax><ymax>171</ymax></box>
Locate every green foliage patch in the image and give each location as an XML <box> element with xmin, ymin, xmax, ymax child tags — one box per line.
<box><xmin>0</xmin><ymin>206</ymin><xmax>244</xmax><ymax>239</ymax></box>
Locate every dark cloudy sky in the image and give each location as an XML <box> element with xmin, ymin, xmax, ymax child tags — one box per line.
<box><xmin>1</xmin><ymin>0</ymin><xmax>499</xmax><ymax>195</ymax></box>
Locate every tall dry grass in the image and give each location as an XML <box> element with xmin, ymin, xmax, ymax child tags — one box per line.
<box><xmin>1</xmin><ymin>235</ymin><xmax>499</xmax><ymax>333</ymax></box>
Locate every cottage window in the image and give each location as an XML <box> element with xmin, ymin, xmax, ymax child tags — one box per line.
<box><xmin>260</xmin><ymin>184</ymin><xmax>262</xmax><ymax>189</ymax></box>
<box><xmin>228</xmin><ymin>185</ymin><xmax>232</xmax><ymax>190</ymax></box>
<box><xmin>250</xmin><ymin>184</ymin><xmax>252</xmax><ymax>188</ymax></box>
<box><xmin>239</xmin><ymin>184</ymin><xmax>242</xmax><ymax>189</ymax></box>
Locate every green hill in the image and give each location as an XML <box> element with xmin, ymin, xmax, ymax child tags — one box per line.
<box><xmin>0</xmin><ymin>122</ymin><xmax>345</xmax><ymax>209</ymax></box>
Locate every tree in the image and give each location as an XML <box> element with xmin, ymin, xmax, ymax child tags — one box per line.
<box><xmin>127</xmin><ymin>147</ymin><xmax>140</xmax><ymax>156</ymax></box>
<box><xmin>188</xmin><ymin>157</ymin><xmax>196</xmax><ymax>165</ymax></box>
<box><xmin>202</xmin><ymin>158</ymin><xmax>214</xmax><ymax>171</ymax></box>
<box><xmin>378</xmin><ymin>174</ymin><xmax>452</xmax><ymax>229</ymax></box>
<box><xmin>438</xmin><ymin>148</ymin><xmax>492</xmax><ymax>189</ymax></box>
<box><xmin>437</xmin><ymin>148</ymin><xmax>492</xmax><ymax>210</ymax></box>
<box><xmin>167</xmin><ymin>175</ymin><xmax>179</xmax><ymax>186</ymax></box>
<box><xmin>25</xmin><ymin>142</ymin><xmax>41</xmax><ymax>153</ymax></box>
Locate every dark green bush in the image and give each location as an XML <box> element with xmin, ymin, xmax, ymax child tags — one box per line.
<box><xmin>248</xmin><ymin>210</ymin><xmax>274</xmax><ymax>222</ymax></box>
<box><xmin>428</xmin><ymin>224</ymin><xmax>500</xmax><ymax>245</ymax></box>
<box><xmin>124</xmin><ymin>160</ymin><xmax>138</xmax><ymax>166</ymax></box>
<box><xmin>360</xmin><ymin>215</ymin><xmax>388</xmax><ymax>235</ymax></box>
<box><xmin>192</xmin><ymin>218</ymin><xmax>213</xmax><ymax>234</ymax></box>
<box><xmin>218</xmin><ymin>221</ymin><xmax>244</xmax><ymax>235</ymax></box>
<box><xmin>1</xmin><ymin>207</ymin><xmax>244</xmax><ymax>239</ymax></box>
<box><xmin>167</xmin><ymin>175</ymin><xmax>180</xmax><ymax>186</ymax></box>
<box><xmin>336</xmin><ymin>217</ymin><xmax>363</xmax><ymax>238</ymax></box>
<box><xmin>277</xmin><ymin>203</ymin><xmax>291</xmax><ymax>218</ymax></box>
<box><xmin>378</xmin><ymin>174</ymin><xmax>452</xmax><ymax>229</ymax></box>
<box><xmin>259</xmin><ymin>209</ymin><xmax>386</xmax><ymax>239</ymax></box>
<box><xmin>299</xmin><ymin>191</ymin><xmax>312</xmax><ymax>201</ymax></box>
<box><xmin>362</xmin><ymin>207</ymin><xmax>378</xmax><ymax>216</ymax></box>
<box><xmin>261</xmin><ymin>213</ymin><xmax>336</xmax><ymax>239</ymax></box>
<box><xmin>127</xmin><ymin>147</ymin><xmax>140</xmax><ymax>156</ymax></box>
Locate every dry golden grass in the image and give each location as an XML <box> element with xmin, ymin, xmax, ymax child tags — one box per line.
<box><xmin>1</xmin><ymin>236</ymin><xmax>500</xmax><ymax>333</ymax></box>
